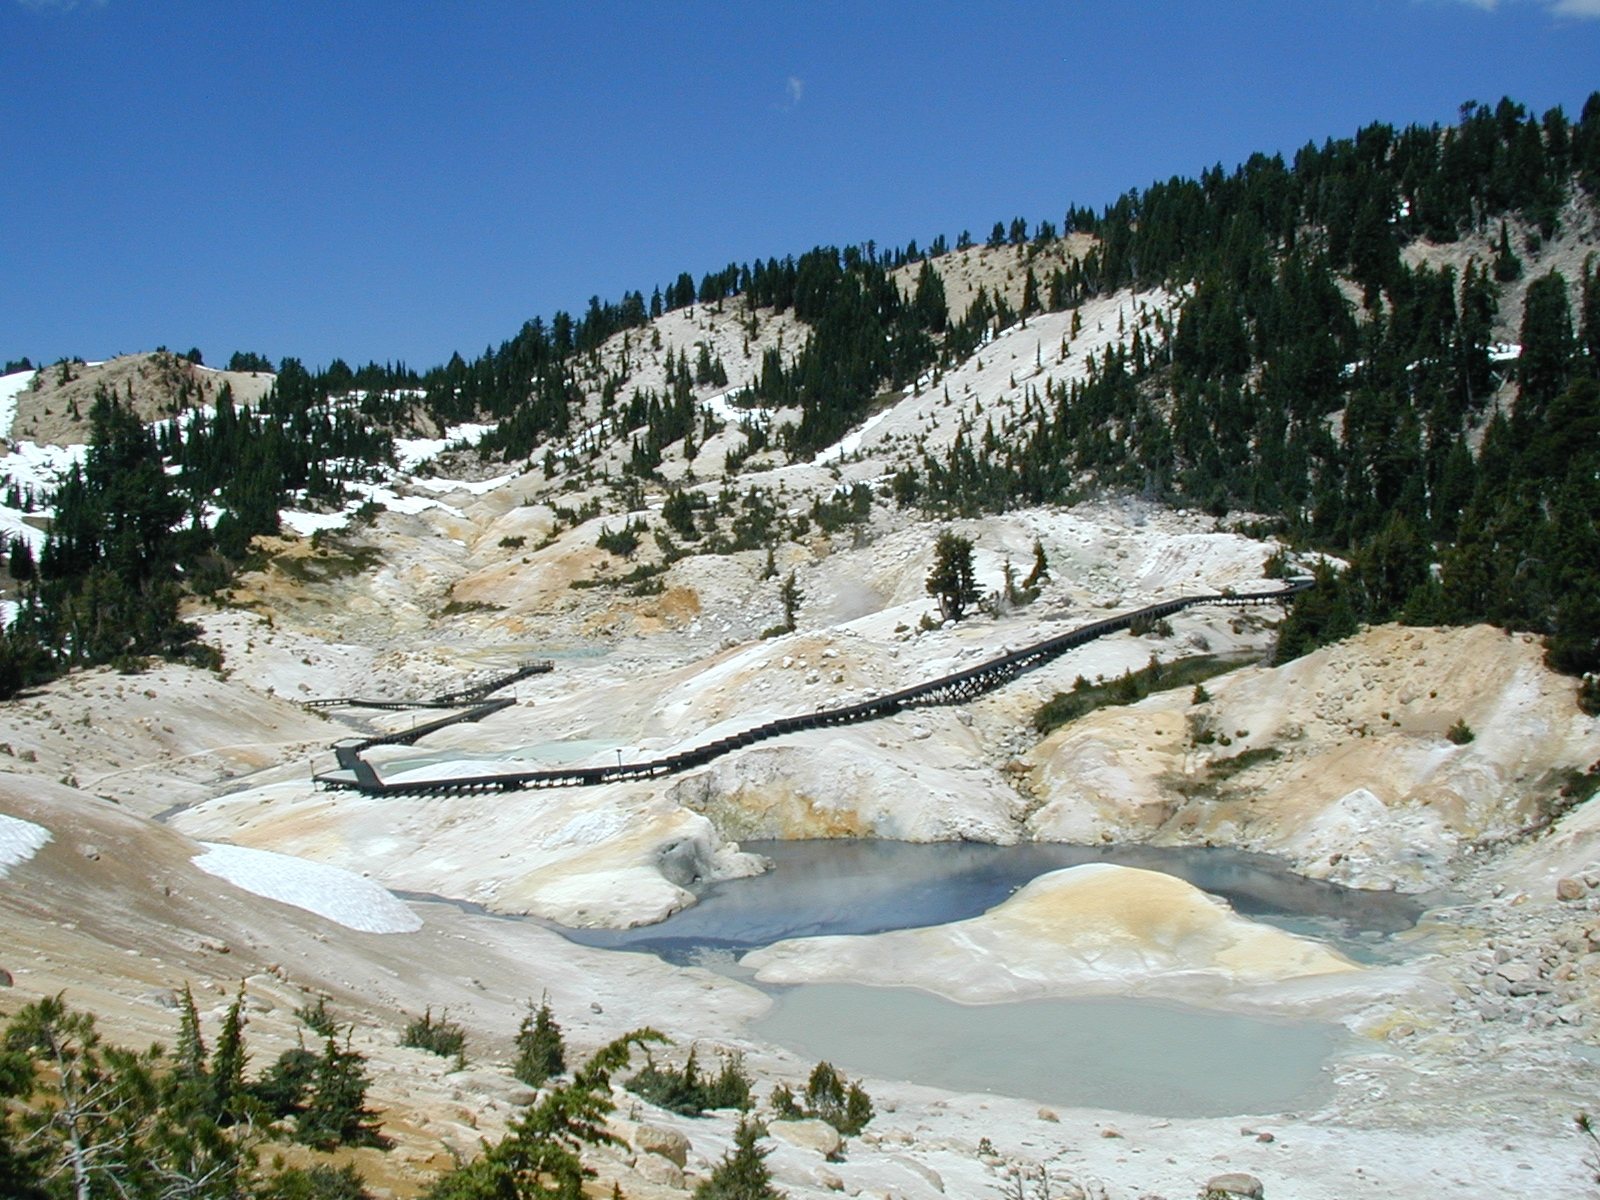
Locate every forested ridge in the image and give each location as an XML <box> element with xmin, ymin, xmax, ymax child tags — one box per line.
<box><xmin>2</xmin><ymin>94</ymin><xmax>1599</xmax><ymax>703</ymax></box>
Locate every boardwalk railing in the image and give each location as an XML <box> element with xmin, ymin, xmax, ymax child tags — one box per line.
<box><xmin>303</xmin><ymin>661</ymin><xmax>553</xmax><ymax>711</ymax></box>
<box><xmin>314</xmin><ymin>582</ymin><xmax>1309</xmax><ymax>798</ymax></box>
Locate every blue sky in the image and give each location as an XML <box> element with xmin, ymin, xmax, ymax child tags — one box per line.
<box><xmin>2</xmin><ymin>1</ymin><xmax>1598</xmax><ymax>371</ymax></box>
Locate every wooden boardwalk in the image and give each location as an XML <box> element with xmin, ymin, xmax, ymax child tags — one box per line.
<box><xmin>314</xmin><ymin>582</ymin><xmax>1310</xmax><ymax>797</ymax></box>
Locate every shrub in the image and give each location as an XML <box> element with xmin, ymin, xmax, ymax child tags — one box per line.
<box><xmin>626</xmin><ymin>1046</ymin><xmax>753</xmax><ymax>1117</ymax></box>
<box><xmin>401</xmin><ymin>1008</ymin><xmax>466</xmax><ymax>1069</ymax></box>
<box><xmin>260</xmin><ymin>1163</ymin><xmax>374</xmax><ymax>1200</ymax></box>
<box><xmin>1447</xmin><ymin>719</ymin><xmax>1476</xmax><ymax>745</ymax></box>
<box><xmin>1579</xmin><ymin>676</ymin><xmax>1600</xmax><ymax>717</ymax></box>
<box><xmin>296</xmin><ymin>995</ymin><xmax>338</xmax><ymax>1036</ymax></box>
<box><xmin>1129</xmin><ymin>613</ymin><xmax>1172</xmax><ymax>638</ymax></box>
<box><xmin>769</xmin><ymin>1062</ymin><xmax>874</xmax><ymax>1136</ymax></box>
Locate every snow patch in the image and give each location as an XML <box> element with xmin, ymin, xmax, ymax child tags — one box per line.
<box><xmin>0</xmin><ymin>813</ymin><xmax>51</xmax><ymax>879</ymax></box>
<box><xmin>814</xmin><ymin>407</ymin><xmax>894</xmax><ymax>465</ymax></box>
<box><xmin>393</xmin><ymin>423</ymin><xmax>495</xmax><ymax>471</ymax></box>
<box><xmin>411</xmin><ymin>472</ymin><xmax>516</xmax><ymax>496</ymax></box>
<box><xmin>0</xmin><ymin>369</ymin><xmax>37</xmax><ymax>441</ymax></box>
<box><xmin>192</xmin><ymin>843</ymin><xmax>422</xmax><ymax>933</ymax></box>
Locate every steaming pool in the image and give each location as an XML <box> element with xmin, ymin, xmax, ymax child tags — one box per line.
<box><xmin>554</xmin><ymin>840</ymin><xmax>1426</xmax><ymax>1117</ymax></box>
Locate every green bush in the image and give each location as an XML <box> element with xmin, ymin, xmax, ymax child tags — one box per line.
<box><xmin>1447</xmin><ymin>719</ymin><xmax>1476</xmax><ymax>745</ymax></box>
<box><xmin>401</xmin><ymin>1008</ymin><xmax>467</xmax><ymax>1069</ymax></box>
<box><xmin>296</xmin><ymin>995</ymin><xmax>338</xmax><ymax>1036</ymax></box>
<box><xmin>626</xmin><ymin>1046</ymin><xmax>752</xmax><ymax>1116</ymax></box>
<box><xmin>1034</xmin><ymin>653</ymin><xmax>1251</xmax><ymax>735</ymax></box>
<box><xmin>769</xmin><ymin>1062</ymin><xmax>873</xmax><ymax>1136</ymax></box>
<box><xmin>1578</xmin><ymin>677</ymin><xmax>1600</xmax><ymax>717</ymax></box>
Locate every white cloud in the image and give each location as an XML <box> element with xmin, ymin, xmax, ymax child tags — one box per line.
<box><xmin>785</xmin><ymin>76</ymin><xmax>804</xmax><ymax>107</ymax></box>
<box><xmin>1436</xmin><ymin>0</ymin><xmax>1600</xmax><ymax>16</ymax></box>
<box><xmin>15</xmin><ymin>0</ymin><xmax>109</xmax><ymax>10</ymax></box>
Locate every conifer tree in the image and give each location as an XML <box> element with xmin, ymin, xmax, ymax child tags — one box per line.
<box><xmin>7</xmin><ymin>537</ymin><xmax>34</xmax><ymax>582</ymax></box>
<box><xmin>1518</xmin><ymin>269</ymin><xmax>1576</xmax><ymax>415</ymax></box>
<box><xmin>512</xmin><ymin>996</ymin><xmax>566</xmax><ymax>1089</ymax></box>
<box><xmin>693</xmin><ymin>1116</ymin><xmax>780</xmax><ymax>1199</ymax></box>
<box><xmin>779</xmin><ymin>571</ymin><xmax>802</xmax><ymax>632</ymax></box>
<box><xmin>297</xmin><ymin>1032</ymin><xmax>385</xmax><ymax>1150</ymax></box>
<box><xmin>925</xmin><ymin>531</ymin><xmax>979</xmax><ymax>622</ymax></box>
<box><xmin>208</xmin><ymin>983</ymin><xmax>249</xmax><ymax>1125</ymax></box>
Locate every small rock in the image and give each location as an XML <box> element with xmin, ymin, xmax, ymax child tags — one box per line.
<box><xmin>1558</xmin><ymin>877</ymin><xmax>1587</xmax><ymax>902</ymax></box>
<box><xmin>1204</xmin><ymin>1172</ymin><xmax>1264</xmax><ymax>1199</ymax></box>
<box><xmin>635</xmin><ymin>1123</ymin><xmax>690</xmax><ymax>1168</ymax></box>
<box><xmin>1037</xmin><ymin>1107</ymin><xmax>1059</xmax><ymax>1123</ymax></box>
<box><xmin>1100</xmin><ymin>1127</ymin><xmax>1123</xmax><ymax>1139</ymax></box>
<box><xmin>814</xmin><ymin>1167</ymin><xmax>846</xmax><ymax>1191</ymax></box>
<box><xmin>1255</xmin><ymin>1131</ymin><xmax>1275</xmax><ymax>1144</ymax></box>
<box><xmin>80</xmin><ymin>843</ymin><xmax>101</xmax><ymax>861</ymax></box>
<box><xmin>0</xmin><ymin>967</ymin><xmax>12</xmax><ymax>987</ymax></box>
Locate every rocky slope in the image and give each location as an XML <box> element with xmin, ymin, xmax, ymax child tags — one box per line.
<box><xmin>4</xmin><ymin>258</ymin><xmax>1600</xmax><ymax>1196</ymax></box>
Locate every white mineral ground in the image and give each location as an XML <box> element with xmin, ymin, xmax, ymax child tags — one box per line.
<box><xmin>743</xmin><ymin>863</ymin><xmax>1367</xmax><ymax>1008</ymax></box>
<box><xmin>4</xmin><ymin>257</ymin><xmax>1600</xmax><ymax>1195</ymax></box>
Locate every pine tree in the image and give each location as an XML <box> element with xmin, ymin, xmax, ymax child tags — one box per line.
<box><xmin>7</xmin><ymin>538</ymin><xmax>34</xmax><ymax>582</ymax></box>
<box><xmin>174</xmin><ymin>982</ymin><xmax>208</xmax><ymax>1086</ymax></box>
<box><xmin>512</xmin><ymin>996</ymin><xmax>566</xmax><ymax>1089</ymax></box>
<box><xmin>1493</xmin><ymin>220</ymin><xmax>1523</xmax><ymax>282</ymax></box>
<box><xmin>423</xmin><ymin>1030</ymin><xmax>662</xmax><ymax>1200</ymax></box>
<box><xmin>779</xmin><ymin>571</ymin><xmax>802</xmax><ymax>632</ymax></box>
<box><xmin>208</xmin><ymin>983</ymin><xmax>249</xmax><ymax>1124</ymax></box>
<box><xmin>925</xmin><ymin>531</ymin><xmax>979</xmax><ymax>622</ymax></box>
<box><xmin>1518</xmin><ymin>269</ymin><xmax>1575</xmax><ymax>416</ymax></box>
<box><xmin>693</xmin><ymin>1117</ymin><xmax>781</xmax><ymax>1199</ymax></box>
<box><xmin>296</xmin><ymin>1033</ymin><xmax>386</xmax><ymax>1150</ymax></box>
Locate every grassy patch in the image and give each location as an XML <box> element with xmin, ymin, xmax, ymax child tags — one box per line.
<box><xmin>438</xmin><ymin>598</ymin><xmax>504</xmax><ymax>617</ymax></box>
<box><xmin>1205</xmin><ymin>746</ymin><xmax>1283</xmax><ymax>780</ymax></box>
<box><xmin>272</xmin><ymin>544</ymin><xmax>381</xmax><ymax>585</ymax></box>
<box><xmin>1034</xmin><ymin>653</ymin><xmax>1254</xmax><ymax>736</ymax></box>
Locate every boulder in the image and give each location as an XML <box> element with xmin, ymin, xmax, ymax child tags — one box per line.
<box><xmin>1204</xmin><ymin>1172</ymin><xmax>1264</xmax><ymax>1199</ymax></box>
<box><xmin>633</xmin><ymin>1152</ymin><xmax>686</xmax><ymax>1190</ymax></box>
<box><xmin>769</xmin><ymin>1118</ymin><xmax>843</xmax><ymax>1158</ymax></box>
<box><xmin>635</xmin><ymin>1122</ymin><xmax>690</xmax><ymax>1168</ymax></box>
<box><xmin>1557</xmin><ymin>877</ymin><xmax>1587</xmax><ymax>902</ymax></box>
